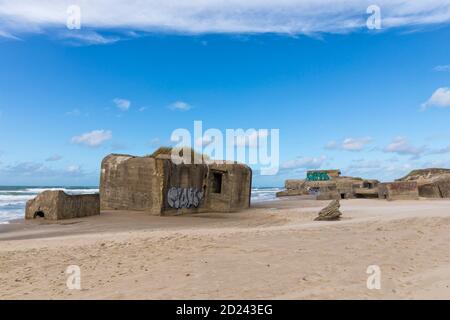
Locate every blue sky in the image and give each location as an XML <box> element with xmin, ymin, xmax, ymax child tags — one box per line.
<box><xmin>1</xmin><ymin>1</ymin><xmax>450</xmax><ymax>186</ymax></box>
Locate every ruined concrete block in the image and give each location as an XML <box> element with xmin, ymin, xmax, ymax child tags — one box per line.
<box><xmin>315</xmin><ymin>200</ymin><xmax>342</xmax><ymax>221</ymax></box>
<box><xmin>316</xmin><ymin>192</ymin><xmax>341</xmax><ymax>201</ymax></box>
<box><xmin>285</xmin><ymin>179</ymin><xmax>304</xmax><ymax>190</ymax></box>
<box><xmin>378</xmin><ymin>182</ymin><xmax>419</xmax><ymax>201</ymax></box>
<box><xmin>25</xmin><ymin>190</ymin><xmax>100</xmax><ymax>220</ymax></box>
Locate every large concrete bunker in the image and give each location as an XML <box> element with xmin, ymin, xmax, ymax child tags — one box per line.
<box><xmin>100</xmin><ymin>153</ymin><xmax>252</xmax><ymax>215</ymax></box>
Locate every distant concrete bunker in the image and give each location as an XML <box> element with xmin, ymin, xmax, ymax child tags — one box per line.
<box><xmin>277</xmin><ymin>168</ymin><xmax>450</xmax><ymax>201</ymax></box>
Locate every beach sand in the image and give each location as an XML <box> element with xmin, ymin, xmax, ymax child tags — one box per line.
<box><xmin>1</xmin><ymin>197</ymin><xmax>450</xmax><ymax>300</ymax></box>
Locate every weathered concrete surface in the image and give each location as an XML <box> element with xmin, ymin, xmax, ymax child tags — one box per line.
<box><xmin>25</xmin><ymin>191</ymin><xmax>100</xmax><ymax>220</ymax></box>
<box><xmin>285</xmin><ymin>179</ymin><xmax>305</xmax><ymax>190</ymax></box>
<box><xmin>100</xmin><ymin>154</ymin><xmax>164</xmax><ymax>214</ymax></box>
<box><xmin>316</xmin><ymin>192</ymin><xmax>341</xmax><ymax>200</ymax></box>
<box><xmin>161</xmin><ymin>161</ymin><xmax>252</xmax><ymax>214</ymax></box>
<box><xmin>417</xmin><ymin>174</ymin><xmax>450</xmax><ymax>198</ymax></box>
<box><xmin>378</xmin><ymin>182</ymin><xmax>419</xmax><ymax>201</ymax></box>
<box><xmin>276</xmin><ymin>189</ymin><xmax>304</xmax><ymax>197</ymax></box>
<box><xmin>397</xmin><ymin>169</ymin><xmax>450</xmax><ymax>199</ymax></box>
<box><xmin>354</xmin><ymin>187</ymin><xmax>380</xmax><ymax>199</ymax></box>
<box><xmin>315</xmin><ymin>200</ymin><xmax>342</xmax><ymax>221</ymax></box>
<box><xmin>100</xmin><ymin>154</ymin><xmax>252</xmax><ymax>216</ymax></box>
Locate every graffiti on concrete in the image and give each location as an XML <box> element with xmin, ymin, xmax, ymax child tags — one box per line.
<box><xmin>167</xmin><ymin>187</ymin><xmax>204</xmax><ymax>209</ymax></box>
<box><xmin>307</xmin><ymin>187</ymin><xmax>321</xmax><ymax>195</ymax></box>
<box><xmin>307</xmin><ymin>172</ymin><xmax>330</xmax><ymax>181</ymax></box>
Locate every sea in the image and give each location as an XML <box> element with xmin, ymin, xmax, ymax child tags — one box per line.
<box><xmin>0</xmin><ymin>186</ymin><xmax>282</xmax><ymax>224</ymax></box>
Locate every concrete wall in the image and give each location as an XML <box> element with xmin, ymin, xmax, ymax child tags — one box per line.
<box><xmin>417</xmin><ymin>174</ymin><xmax>450</xmax><ymax>198</ymax></box>
<box><xmin>418</xmin><ymin>183</ymin><xmax>442</xmax><ymax>198</ymax></box>
<box><xmin>285</xmin><ymin>179</ymin><xmax>305</xmax><ymax>190</ymax></box>
<box><xmin>25</xmin><ymin>191</ymin><xmax>100</xmax><ymax>220</ymax></box>
<box><xmin>378</xmin><ymin>182</ymin><xmax>419</xmax><ymax>200</ymax></box>
<box><xmin>100</xmin><ymin>154</ymin><xmax>164</xmax><ymax>214</ymax></box>
<box><xmin>161</xmin><ymin>162</ymin><xmax>252</xmax><ymax>214</ymax></box>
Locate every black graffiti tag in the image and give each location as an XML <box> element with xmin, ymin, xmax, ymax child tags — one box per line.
<box><xmin>167</xmin><ymin>187</ymin><xmax>204</xmax><ymax>209</ymax></box>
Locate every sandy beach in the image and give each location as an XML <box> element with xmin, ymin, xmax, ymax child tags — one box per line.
<box><xmin>1</xmin><ymin>197</ymin><xmax>450</xmax><ymax>300</ymax></box>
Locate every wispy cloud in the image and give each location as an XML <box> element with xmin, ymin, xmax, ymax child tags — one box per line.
<box><xmin>113</xmin><ymin>98</ymin><xmax>131</xmax><ymax>111</ymax></box>
<box><xmin>169</xmin><ymin>101</ymin><xmax>192</xmax><ymax>111</ymax></box>
<box><xmin>382</xmin><ymin>136</ymin><xmax>425</xmax><ymax>158</ymax></box>
<box><xmin>434</xmin><ymin>65</ymin><xmax>450</xmax><ymax>72</ymax></box>
<box><xmin>45</xmin><ymin>154</ymin><xmax>63</xmax><ymax>162</ymax></box>
<box><xmin>421</xmin><ymin>87</ymin><xmax>450</xmax><ymax>110</ymax></box>
<box><xmin>0</xmin><ymin>29</ymin><xmax>21</xmax><ymax>40</ymax></box>
<box><xmin>71</xmin><ymin>129</ymin><xmax>112</xmax><ymax>147</ymax></box>
<box><xmin>428</xmin><ymin>145</ymin><xmax>450</xmax><ymax>155</ymax></box>
<box><xmin>58</xmin><ymin>30</ymin><xmax>120</xmax><ymax>45</ymax></box>
<box><xmin>65</xmin><ymin>108</ymin><xmax>81</xmax><ymax>116</ymax></box>
<box><xmin>0</xmin><ymin>161</ymin><xmax>86</xmax><ymax>177</ymax></box>
<box><xmin>325</xmin><ymin>137</ymin><xmax>372</xmax><ymax>151</ymax></box>
<box><xmin>1</xmin><ymin>1</ymin><xmax>450</xmax><ymax>42</ymax></box>
<box><xmin>281</xmin><ymin>155</ymin><xmax>327</xmax><ymax>170</ymax></box>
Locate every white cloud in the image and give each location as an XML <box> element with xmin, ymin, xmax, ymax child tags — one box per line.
<box><xmin>1</xmin><ymin>162</ymin><xmax>49</xmax><ymax>176</ymax></box>
<box><xmin>71</xmin><ymin>129</ymin><xmax>112</xmax><ymax>147</ymax></box>
<box><xmin>434</xmin><ymin>65</ymin><xmax>450</xmax><ymax>72</ymax></box>
<box><xmin>383</xmin><ymin>137</ymin><xmax>425</xmax><ymax>158</ymax></box>
<box><xmin>429</xmin><ymin>145</ymin><xmax>450</xmax><ymax>155</ymax></box>
<box><xmin>46</xmin><ymin>155</ymin><xmax>63</xmax><ymax>162</ymax></box>
<box><xmin>169</xmin><ymin>101</ymin><xmax>192</xmax><ymax>111</ymax></box>
<box><xmin>0</xmin><ymin>162</ymin><xmax>88</xmax><ymax>181</ymax></box>
<box><xmin>421</xmin><ymin>87</ymin><xmax>450</xmax><ymax>110</ymax></box>
<box><xmin>113</xmin><ymin>98</ymin><xmax>131</xmax><ymax>111</ymax></box>
<box><xmin>65</xmin><ymin>108</ymin><xmax>81</xmax><ymax>116</ymax></box>
<box><xmin>0</xmin><ymin>29</ymin><xmax>20</xmax><ymax>40</ymax></box>
<box><xmin>281</xmin><ymin>155</ymin><xmax>326</xmax><ymax>170</ymax></box>
<box><xmin>1</xmin><ymin>1</ymin><xmax>450</xmax><ymax>41</ymax></box>
<box><xmin>60</xmin><ymin>30</ymin><xmax>120</xmax><ymax>45</ymax></box>
<box><xmin>325</xmin><ymin>137</ymin><xmax>372</xmax><ymax>151</ymax></box>
<box><xmin>67</xmin><ymin>165</ymin><xmax>81</xmax><ymax>173</ymax></box>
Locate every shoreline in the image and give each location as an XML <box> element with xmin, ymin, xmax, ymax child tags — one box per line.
<box><xmin>0</xmin><ymin>186</ymin><xmax>283</xmax><ymax>225</ymax></box>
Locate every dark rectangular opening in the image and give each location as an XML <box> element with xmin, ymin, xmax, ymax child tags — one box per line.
<box><xmin>212</xmin><ymin>172</ymin><xmax>223</xmax><ymax>194</ymax></box>
<box><xmin>340</xmin><ymin>193</ymin><xmax>346</xmax><ymax>199</ymax></box>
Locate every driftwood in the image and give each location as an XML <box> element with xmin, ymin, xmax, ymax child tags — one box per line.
<box><xmin>315</xmin><ymin>200</ymin><xmax>342</xmax><ymax>221</ymax></box>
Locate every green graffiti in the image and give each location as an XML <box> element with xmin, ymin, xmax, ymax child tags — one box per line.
<box><xmin>307</xmin><ymin>172</ymin><xmax>330</xmax><ymax>181</ymax></box>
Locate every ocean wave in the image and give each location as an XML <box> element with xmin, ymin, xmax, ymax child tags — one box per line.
<box><xmin>251</xmin><ymin>188</ymin><xmax>282</xmax><ymax>203</ymax></box>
